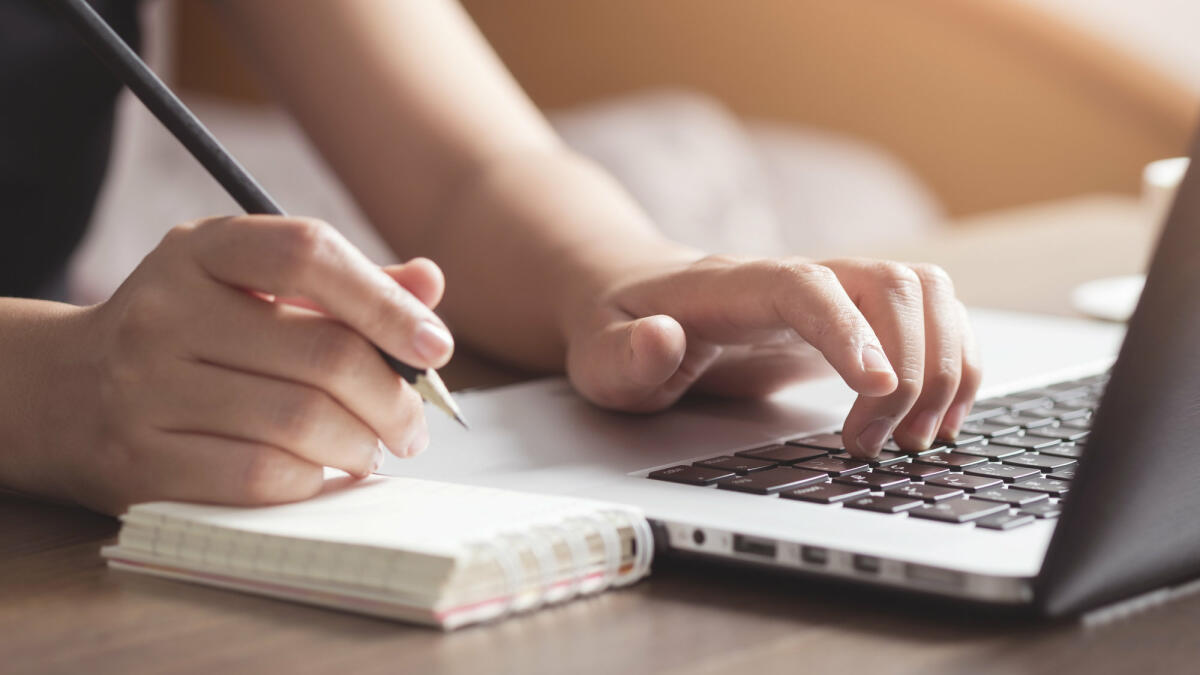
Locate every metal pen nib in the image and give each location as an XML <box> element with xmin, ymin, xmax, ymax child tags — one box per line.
<box><xmin>410</xmin><ymin>368</ymin><xmax>470</xmax><ymax>429</ymax></box>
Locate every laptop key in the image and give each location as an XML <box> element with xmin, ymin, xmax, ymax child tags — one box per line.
<box><xmin>875</xmin><ymin>463</ymin><xmax>950</xmax><ymax>481</ymax></box>
<box><xmin>946</xmin><ymin>433</ymin><xmax>986</xmax><ymax>447</ymax></box>
<box><xmin>735</xmin><ymin>444</ymin><xmax>827</xmax><ymax>464</ymax></box>
<box><xmin>1048</xmin><ymin>467</ymin><xmax>1076</xmax><ymax>481</ymax></box>
<box><xmin>913</xmin><ymin>452</ymin><xmax>987</xmax><ymax>469</ymax></box>
<box><xmin>960</xmin><ymin>422</ymin><xmax>1022</xmax><ymax>438</ymax></box>
<box><xmin>1003</xmin><ymin>453</ymin><xmax>1077</xmax><ymax>472</ymax></box>
<box><xmin>990</xmin><ymin>413</ymin><xmax>1053</xmax><ymax>429</ymax></box>
<box><xmin>717</xmin><ymin>467</ymin><xmax>828</xmax><ymax>494</ymax></box>
<box><xmin>794</xmin><ymin>456</ymin><xmax>871</xmax><ymax>476</ymax></box>
<box><xmin>964</xmin><ymin>406</ymin><xmax>1006</xmax><ymax>423</ymax></box>
<box><xmin>1026</xmin><ymin>426</ymin><xmax>1089</xmax><ymax>442</ymax></box>
<box><xmin>970</xmin><ymin>486</ymin><xmax>1049</xmax><ymax>507</ymax></box>
<box><xmin>649</xmin><ymin>465</ymin><xmax>735</xmax><ymax>485</ymax></box>
<box><xmin>952</xmin><ymin>444</ymin><xmax>1026</xmax><ymax>461</ymax></box>
<box><xmin>694</xmin><ymin>455</ymin><xmax>777</xmax><ymax>474</ymax></box>
<box><xmin>883</xmin><ymin>439</ymin><xmax>948</xmax><ymax>456</ymax></box>
<box><xmin>1059</xmin><ymin>418</ymin><xmax>1092</xmax><ymax>430</ymax></box>
<box><xmin>785</xmin><ymin>433</ymin><xmax>846</xmax><ymax>451</ymax></box>
<box><xmin>1018</xmin><ymin>500</ymin><xmax>1062</xmax><ymax>519</ymax></box>
<box><xmin>885</xmin><ymin>483</ymin><xmax>963</xmax><ymax>502</ymax></box>
<box><xmin>1038</xmin><ymin>442</ymin><xmax>1084</xmax><ymax>459</ymax></box>
<box><xmin>908</xmin><ymin>498</ymin><xmax>1007</xmax><ymax>523</ymax></box>
<box><xmin>926</xmin><ymin>473</ymin><xmax>1003</xmax><ymax>492</ymax></box>
<box><xmin>868</xmin><ymin>450</ymin><xmax>910</xmax><ymax>467</ymax></box>
<box><xmin>1012</xmin><ymin>476</ymin><xmax>1071</xmax><ymax>496</ymax></box>
<box><xmin>988</xmin><ymin>435</ymin><xmax>1062</xmax><ymax>451</ymax></box>
<box><xmin>1007</xmin><ymin>396</ymin><xmax>1054</xmax><ymax>411</ymax></box>
<box><xmin>843</xmin><ymin>495</ymin><xmax>923</xmax><ymax>514</ymax></box>
<box><xmin>780</xmin><ymin>482</ymin><xmax>869</xmax><ymax>504</ymax></box>
<box><xmin>834</xmin><ymin>472</ymin><xmax>910</xmax><ymax>490</ymax></box>
<box><xmin>963</xmin><ymin>462</ymin><xmax>1041</xmax><ymax>483</ymax></box>
<box><xmin>975</xmin><ymin>511</ymin><xmax>1036</xmax><ymax>531</ymax></box>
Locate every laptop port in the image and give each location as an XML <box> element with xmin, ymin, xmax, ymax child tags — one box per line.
<box><xmin>853</xmin><ymin>554</ymin><xmax>881</xmax><ymax>574</ymax></box>
<box><xmin>732</xmin><ymin>534</ymin><xmax>777</xmax><ymax>559</ymax></box>
<box><xmin>800</xmin><ymin>546</ymin><xmax>828</xmax><ymax>566</ymax></box>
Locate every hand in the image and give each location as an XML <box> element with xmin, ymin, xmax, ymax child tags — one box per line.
<box><xmin>51</xmin><ymin>216</ymin><xmax>453</xmax><ymax>514</ymax></box>
<box><xmin>565</xmin><ymin>255</ymin><xmax>981</xmax><ymax>458</ymax></box>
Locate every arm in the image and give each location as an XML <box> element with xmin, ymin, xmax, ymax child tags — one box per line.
<box><xmin>214</xmin><ymin>0</ymin><xmax>980</xmax><ymax>456</ymax></box>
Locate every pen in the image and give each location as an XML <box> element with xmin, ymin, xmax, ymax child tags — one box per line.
<box><xmin>52</xmin><ymin>0</ymin><xmax>468</xmax><ymax>429</ymax></box>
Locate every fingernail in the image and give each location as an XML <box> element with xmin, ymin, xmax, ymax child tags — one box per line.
<box><xmin>910</xmin><ymin>410</ymin><xmax>940</xmax><ymax>448</ymax></box>
<box><xmin>413</xmin><ymin>320</ymin><xmax>453</xmax><ymax>364</ymax></box>
<box><xmin>860</xmin><ymin>345</ymin><xmax>894</xmax><ymax>375</ymax></box>
<box><xmin>370</xmin><ymin>440</ymin><xmax>386</xmax><ymax>474</ymax></box>
<box><xmin>407</xmin><ymin>425</ymin><xmax>430</xmax><ymax>457</ymax></box>
<box><xmin>942</xmin><ymin>402</ymin><xmax>968</xmax><ymax>438</ymax></box>
<box><xmin>856</xmin><ymin>418</ymin><xmax>894</xmax><ymax>457</ymax></box>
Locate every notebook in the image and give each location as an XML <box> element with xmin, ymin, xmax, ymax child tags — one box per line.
<box><xmin>101</xmin><ymin>473</ymin><xmax>654</xmax><ymax>630</ymax></box>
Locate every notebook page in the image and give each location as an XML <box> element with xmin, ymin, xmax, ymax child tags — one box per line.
<box><xmin>125</xmin><ymin>475</ymin><xmax>643</xmax><ymax>560</ymax></box>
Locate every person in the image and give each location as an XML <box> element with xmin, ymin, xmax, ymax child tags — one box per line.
<box><xmin>0</xmin><ymin>0</ymin><xmax>979</xmax><ymax>516</ymax></box>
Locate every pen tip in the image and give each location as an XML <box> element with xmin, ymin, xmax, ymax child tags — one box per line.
<box><xmin>454</xmin><ymin>413</ymin><xmax>470</xmax><ymax>430</ymax></box>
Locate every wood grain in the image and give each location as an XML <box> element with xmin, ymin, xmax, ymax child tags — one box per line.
<box><xmin>4</xmin><ymin>197</ymin><xmax>1198</xmax><ymax>674</ymax></box>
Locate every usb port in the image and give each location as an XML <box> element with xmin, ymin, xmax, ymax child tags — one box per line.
<box><xmin>800</xmin><ymin>546</ymin><xmax>828</xmax><ymax>565</ymax></box>
<box><xmin>853</xmin><ymin>554</ymin><xmax>881</xmax><ymax>574</ymax></box>
<box><xmin>732</xmin><ymin>534</ymin><xmax>777</xmax><ymax>559</ymax></box>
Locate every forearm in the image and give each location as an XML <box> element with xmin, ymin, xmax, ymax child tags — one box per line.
<box><xmin>0</xmin><ymin>299</ymin><xmax>88</xmax><ymax>500</ymax></box>
<box><xmin>213</xmin><ymin>0</ymin><xmax>695</xmax><ymax>369</ymax></box>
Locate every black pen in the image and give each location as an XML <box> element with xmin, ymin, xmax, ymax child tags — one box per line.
<box><xmin>52</xmin><ymin>0</ymin><xmax>468</xmax><ymax>428</ymax></box>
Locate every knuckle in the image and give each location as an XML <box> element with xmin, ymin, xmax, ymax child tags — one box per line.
<box><xmin>872</xmin><ymin>261</ymin><xmax>922</xmax><ymax>303</ymax></box>
<box><xmin>925</xmin><ymin>357</ymin><xmax>961</xmax><ymax>394</ymax></box>
<box><xmin>274</xmin><ymin>219</ymin><xmax>337</xmax><ymax>283</ymax></box>
<box><xmin>115</xmin><ymin>287</ymin><xmax>174</xmax><ymax>346</ymax></box>
<box><xmin>892</xmin><ymin>376</ymin><xmax>924</xmax><ymax>405</ymax></box>
<box><xmin>910</xmin><ymin>262</ymin><xmax>956</xmax><ymax>295</ymax></box>
<box><xmin>240</xmin><ymin>449</ymin><xmax>319</xmax><ymax>504</ymax></box>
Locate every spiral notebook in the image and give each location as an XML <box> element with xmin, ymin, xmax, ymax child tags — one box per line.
<box><xmin>101</xmin><ymin>474</ymin><xmax>654</xmax><ymax>630</ymax></box>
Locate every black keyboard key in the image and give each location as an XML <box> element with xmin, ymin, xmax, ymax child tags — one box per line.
<box><xmin>1003</xmin><ymin>453</ymin><xmax>1077</xmax><ymax>472</ymax></box>
<box><xmin>1049</xmin><ymin>406</ymin><xmax>1092</xmax><ymax>421</ymax></box>
<box><xmin>926</xmin><ymin>473</ymin><xmax>1003</xmax><ymax>492</ymax></box>
<box><xmin>694</xmin><ymin>455</ymin><xmax>777</xmax><ymax>474</ymax></box>
<box><xmin>1059</xmin><ymin>417</ymin><xmax>1092</xmax><ymax>430</ymax></box>
<box><xmin>1026</xmin><ymin>426</ymin><xmax>1089</xmax><ymax>442</ymax></box>
<box><xmin>975</xmin><ymin>511</ymin><xmax>1036</xmax><ymax>531</ymax></box>
<box><xmin>964</xmin><ymin>406</ymin><xmax>1006</xmax><ymax>423</ymax></box>
<box><xmin>1048</xmin><ymin>467</ymin><xmax>1076</xmax><ymax>481</ymax></box>
<box><xmin>875</xmin><ymin>463</ymin><xmax>950</xmax><ymax>481</ymax></box>
<box><xmin>885</xmin><ymin>483</ymin><xmax>963</xmax><ymax>502</ymax></box>
<box><xmin>794</xmin><ymin>456</ymin><xmax>871</xmax><ymax>476</ymax></box>
<box><xmin>963</xmin><ymin>462</ymin><xmax>1041</xmax><ymax>483</ymax></box>
<box><xmin>1012</xmin><ymin>476</ymin><xmax>1071</xmax><ymax>496</ymax></box>
<box><xmin>989</xmin><ymin>413</ymin><xmax>1053</xmax><ymax>429</ymax></box>
<box><xmin>913</xmin><ymin>452</ymin><xmax>987</xmax><ymax>469</ymax></box>
<box><xmin>1038</xmin><ymin>442</ymin><xmax>1084</xmax><ymax>459</ymax></box>
<box><xmin>1007</xmin><ymin>396</ymin><xmax>1054</xmax><ymax>411</ymax></box>
<box><xmin>649</xmin><ymin>465</ymin><xmax>735</xmax><ymax>485</ymax></box>
<box><xmin>946</xmin><ymin>433</ymin><xmax>986</xmax><ymax>447</ymax></box>
<box><xmin>908</xmin><ymin>498</ymin><xmax>1007</xmax><ymax>523</ymax></box>
<box><xmin>988</xmin><ymin>435</ymin><xmax>1062</xmax><ymax>451</ymax></box>
<box><xmin>844</xmin><ymin>495</ymin><xmax>923</xmax><ymax>514</ymax></box>
<box><xmin>780</xmin><ymin>482</ymin><xmax>869</xmax><ymax>504</ymax></box>
<box><xmin>1044</xmin><ymin>386</ymin><xmax>1092</xmax><ymax>402</ymax></box>
<box><xmin>952</xmin><ymin>444</ymin><xmax>1026</xmax><ymax>461</ymax></box>
<box><xmin>785</xmin><ymin>433</ymin><xmax>846</xmax><ymax>451</ymax></box>
<box><xmin>1019</xmin><ymin>500</ymin><xmax>1062</xmax><ymax>519</ymax></box>
<box><xmin>1013</xmin><ymin>412</ymin><xmax>1059</xmax><ymax>428</ymax></box>
<box><xmin>883</xmin><ymin>439</ymin><xmax>948</xmax><ymax>456</ymax></box>
<box><xmin>717</xmin><ymin>467</ymin><xmax>828</xmax><ymax>494</ymax></box>
<box><xmin>960</xmin><ymin>422</ymin><xmax>1022</xmax><ymax>438</ymax></box>
<box><xmin>735</xmin><ymin>444</ymin><xmax>827</xmax><ymax>464</ymax></box>
<box><xmin>970</xmin><ymin>486</ymin><xmax>1049</xmax><ymax>507</ymax></box>
<box><xmin>868</xmin><ymin>450</ymin><xmax>910</xmax><ymax>467</ymax></box>
<box><xmin>834</xmin><ymin>472</ymin><xmax>910</xmax><ymax>490</ymax></box>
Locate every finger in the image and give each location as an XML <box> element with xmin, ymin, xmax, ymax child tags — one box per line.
<box><xmin>567</xmin><ymin>311</ymin><xmax>689</xmax><ymax>411</ymax></box>
<box><xmin>183</xmin><ymin>216</ymin><xmax>454</xmax><ymax>369</ymax></box>
<box><xmin>617</xmin><ymin>258</ymin><xmax>899</xmax><ymax>396</ymax></box>
<box><xmin>892</xmin><ymin>264</ymin><xmax>963</xmax><ymax>449</ymax></box>
<box><xmin>383</xmin><ymin>257</ymin><xmax>445</xmax><ymax>309</ymax></box>
<box><xmin>940</xmin><ymin>301</ymin><xmax>982</xmax><ymax>438</ymax></box>
<box><xmin>134</xmin><ymin>431</ymin><xmax>326</xmax><ymax>506</ymax></box>
<box><xmin>827</xmin><ymin>260</ymin><xmax>927</xmax><ymax>458</ymax></box>
<box><xmin>181</xmin><ymin>282</ymin><xmax>426</xmax><ymax>457</ymax></box>
<box><xmin>152</xmin><ymin>359</ymin><xmax>381</xmax><ymax>477</ymax></box>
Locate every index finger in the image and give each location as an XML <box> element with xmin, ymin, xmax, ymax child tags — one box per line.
<box><xmin>182</xmin><ymin>216</ymin><xmax>454</xmax><ymax>369</ymax></box>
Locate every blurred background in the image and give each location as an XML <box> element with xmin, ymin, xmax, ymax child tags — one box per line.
<box><xmin>72</xmin><ymin>0</ymin><xmax>1200</xmax><ymax>306</ymax></box>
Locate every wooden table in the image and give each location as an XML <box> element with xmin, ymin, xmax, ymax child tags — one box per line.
<box><xmin>5</xmin><ymin>195</ymin><xmax>1193</xmax><ymax>675</ymax></box>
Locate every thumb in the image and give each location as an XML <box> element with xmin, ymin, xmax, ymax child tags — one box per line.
<box><xmin>567</xmin><ymin>313</ymin><xmax>687</xmax><ymax>412</ymax></box>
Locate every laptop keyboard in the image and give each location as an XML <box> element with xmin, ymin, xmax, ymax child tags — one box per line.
<box><xmin>647</xmin><ymin>372</ymin><xmax>1108</xmax><ymax>531</ymax></box>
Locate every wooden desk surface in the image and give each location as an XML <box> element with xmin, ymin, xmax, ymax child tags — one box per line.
<box><xmin>5</xmin><ymin>196</ymin><xmax>1196</xmax><ymax>675</ymax></box>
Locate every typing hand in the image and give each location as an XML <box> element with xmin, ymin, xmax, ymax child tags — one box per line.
<box><xmin>565</xmin><ymin>255</ymin><xmax>981</xmax><ymax>459</ymax></box>
<box><xmin>66</xmin><ymin>216</ymin><xmax>452</xmax><ymax>514</ymax></box>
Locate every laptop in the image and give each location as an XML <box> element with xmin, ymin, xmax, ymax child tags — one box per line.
<box><xmin>381</xmin><ymin>137</ymin><xmax>1200</xmax><ymax>618</ymax></box>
